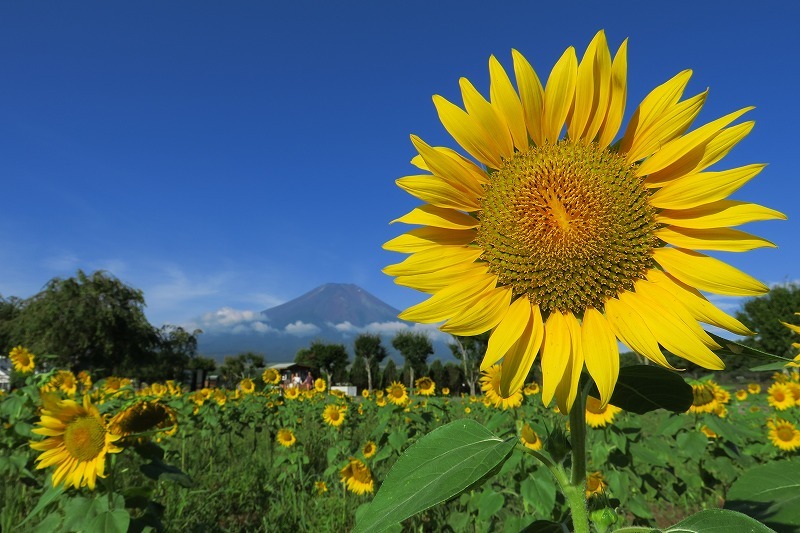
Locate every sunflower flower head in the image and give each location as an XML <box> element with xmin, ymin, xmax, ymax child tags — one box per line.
<box><xmin>585</xmin><ymin>471</ymin><xmax>608</xmax><ymax>498</ymax></box>
<box><xmin>386</xmin><ymin>381</ymin><xmax>409</xmax><ymax>406</ymax></box>
<box><xmin>362</xmin><ymin>440</ymin><xmax>377</xmax><ymax>459</ymax></box>
<box><xmin>239</xmin><ymin>378</ymin><xmax>255</xmax><ymax>394</ymax></box>
<box><xmin>480</xmin><ymin>364</ymin><xmax>523</xmax><ymax>410</ymax></box>
<box><xmin>415</xmin><ymin>376</ymin><xmax>436</xmax><ymax>396</ymax></box>
<box><xmin>29</xmin><ymin>394</ymin><xmax>122</xmax><ymax>490</ymax></box>
<box><xmin>314</xmin><ymin>480</ymin><xmax>328</xmax><ymax>495</ymax></box>
<box><xmin>585</xmin><ymin>396</ymin><xmax>622</xmax><ymax>428</ymax></box>
<box><xmin>520</xmin><ymin>423</ymin><xmax>542</xmax><ymax>450</ymax></box>
<box><xmin>284</xmin><ymin>386</ymin><xmax>301</xmax><ymax>400</ymax></box>
<box><xmin>108</xmin><ymin>400</ymin><xmax>178</xmax><ymax>444</ymax></box>
<box><xmin>384</xmin><ymin>30</ymin><xmax>783</xmax><ymax>414</ymax></box>
<box><xmin>340</xmin><ymin>458</ymin><xmax>374</xmax><ymax>495</ymax></box>
<box><xmin>735</xmin><ymin>389</ymin><xmax>748</xmax><ymax>401</ymax></box>
<box><xmin>767</xmin><ymin>382</ymin><xmax>795</xmax><ymax>411</ymax></box>
<box><xmin>767</xmin><ymin>418</ymin><xmax>800</xmax><ymax>452</ymax></box>
<box><xmin>688</xmin><ymin>382</ymin><xmax>719</xmax><ymax>414</ymax></box>
<box><xmin>322</xmin><ymin>404</ymin><xmax>346</xmax><ymax>427</ymax></box>
<box><xmin>748</xmin><ymin>383</ymin><xmax>762</xmax><ymax>394</ymax></box>
<box><xmin>315</xmin><ymin>378</ymin><xmax>327</xmax><ymax>393</ymax></box>
<box><xmin>276</xmin><ymin>428</ymin><xmax>297</xmax><ymax>447</ymax></box>
<box><xmin>9</xmin><ymin>346</ymin><xmax>36</xmax><ymax>374</ymax></box>
<box><xmin>262</xmin><ymin>368</ymin><xmax>281</xmax><ymax>385</ymax></box>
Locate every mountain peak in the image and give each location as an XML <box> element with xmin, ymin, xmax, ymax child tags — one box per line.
<box><xmin>261</xmin><ymin>283</ymin><xmax>401</xmax><ymax>329</ymax></box>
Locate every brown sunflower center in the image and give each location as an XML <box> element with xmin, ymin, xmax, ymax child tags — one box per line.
<box><xmin>64</xmin><ymin>416</ymin><xmax>106</xmax><ymax>462</ymax></box>
<box><xmin>477</xmin><ymin>141</ymin><xmax>658</xmax><ymax>315</ymax></box>
<box><xmin>777</xmin><ymin>427</ymin><xmax>794</xmax><ymax>442</ymax></box>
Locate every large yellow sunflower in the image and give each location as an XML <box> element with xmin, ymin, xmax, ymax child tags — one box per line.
<box><xmin>340</xmin><ymin>458</ymin><xmax>374</xmax><ymax>495</ymax></box>
<box><xmin>767</xmin><ymin>418</ymin><xmax>800</xmax><ymax>452</ymax></box>
<box><xmin>322</xmin><ymin>404</ymin><xmax>346</xmax><ymax>427</ymax></box>
<box><xmin>9</xmin><ymin>346</ymin><xmax>35</xmax><ymax>373</ymax></box>
<box><xmin>29</xmin><ymin>394</ymin><xmax>122</xmax><ymax>490</ymax></box>
<box><xmin>383</xmin><ymin>30</ymin><xmax>783</xmax><ymax>413</ymax></box>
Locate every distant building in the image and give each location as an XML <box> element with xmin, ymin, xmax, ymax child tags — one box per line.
<box><xmin>268</xmin><ymin>362</ymin><xmax>314</xmax><ymax>384</ymax></box>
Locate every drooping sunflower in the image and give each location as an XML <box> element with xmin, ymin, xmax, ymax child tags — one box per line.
<box><xmin>276</xmin><ymin>428</ymin><xmax>297</xmax><ymax>447</ymax></box>
<box><xmin>767</xmin><ymin>383</ymin><xmax>795</xmax><ymax>410</ymax></box>
<box><xmin>386</xmin><ymin>381</ymin><xmax>409</xmax><ymax>406</ymax></box>
<box><xmin>108</xmin><ymin>400</ymin><xmax>178</xmax><ymax>443</ymax></box>
<box><xmin>322</xmin><ymin>404</ymin><xmax>346</xmax><ymax>427</ymax></box>
<box><xmin>315</xmin><ymin>378</ymin><xmax>327</xmax><ymax>393</ymax></box>
<box><xmin>520</xmin><ymin>423</ymin><xmax>543</xmax><ymax>450</ymax></box>
<box><xmin>585</xmin><ymin>471</ymin><xmax>608</xmax><ymax>498</ymax></box>
<box><xmin>29</xmin><ymin>394</ymin><xmax>122</xmax><ymax>489</ymax></box>
<box><xmin>9</xmin><ymin>346</ymin><xmax>35</xmax><ymax>373</ymax></box>
<box><xmin>523</xmin><ymin>382</ymin><xmax>540</xmax><ymax>396</ymax></box>
<box><xmin>383</xmin><ymin>30</ymin><xmax>783</xmax><ymax>413</ymax></box>
<box><xmin>262</xmin><ymin>368</ymin><xmax>281</xmax><ymax>385</ymax></box>
<box><xmin>239</xmin><ymin>378</ymin><xmax>255</xmax><ymax>394</ymax></box>
<box><xmin>767</xmin><ymin>418</ymin><xmax>800</xmax><ymax>452</ymax></box>
<box><xmin>362</xmin><ymin>440</ymin><xmax>377</xmax><ymax>459</ymax></box>
<box><xmin>585</xmin><ymin>396</ymin><xmax>622</xmax><ymax>428</ymax></box>
<box><xmin>340</xmin><ymin>458</ymin><xmax>374</xmax><ymax>495</ymax></box>
<box><xmin>415</xmin><ymin>376</ymin><xmax>436</xmax><ymax>396</ymax></box>
<box><xmin>480</xmin><ymin>364</ymin><xmax>523</xmax><ymax>410</ymax></box>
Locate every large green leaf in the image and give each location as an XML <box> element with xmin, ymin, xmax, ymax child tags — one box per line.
<box><xmin>725</xmin><ymin>460</ymin><xmax>800</xmax><ymax>532</ymax></box>
<box><xmin>589</xmin><ymin>365</ymin><xmax>692</xmax><ymax>414</ymax></box>
<box><xmin>664</xmin><ymin>508</ymin><xmax>775</xmax><ymax>532</ymax></box>
<box><xmin>352</xmin><ymin>419</ymin><xmax>515</xmax><ymax>533</ymax></box>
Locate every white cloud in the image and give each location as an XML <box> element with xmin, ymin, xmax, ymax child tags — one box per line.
<box><xmin>186</xmin><ymin>306</ymin><xmax>276</xmax><ymax>335</ymax></box>
<box><xmin>285</xmin><ymin>321</ymin><xmax>321</xmax><ymax>336</ymax></box>
<box><xmin>328</xmin><ymin>320</ymin><xmax>451</xmax><ymax>343</ymax></box>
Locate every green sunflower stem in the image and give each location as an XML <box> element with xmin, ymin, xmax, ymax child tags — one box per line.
<box><xmin>568</xmin><ymin>387</ymin><xmax>590</xmax><ymax>533</ymax></box>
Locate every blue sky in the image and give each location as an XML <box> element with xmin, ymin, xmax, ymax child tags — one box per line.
<box><xmin>1</xmin><ymin>1</ymin><xmax>798</xmax><ymax>334</ymax></box>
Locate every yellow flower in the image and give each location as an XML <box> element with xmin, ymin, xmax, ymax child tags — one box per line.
<box><xmin>29</xmin><ymin>394</ymin><xmax>122</xmax><ymax>489</ymax></box>
<box><xmin>314</xmin><ymin>480</ymin><xmax>328</xmax><ymax>494</ymax></box>
<box><xmin>441</xmin><ymin>387</ymin><xmax>450</xmax><ymax>396</ymax></box>
<box><xmin>767</xmin><ymin>383</ymin><xmax>795</xmax><ymax>410</ymax></box>
<box><xmin>375</xmin><ymin>389</ymin><xmax>384</xmax><ymax>399</ymax></box>
<box><xmin>376</xmin><ymin>397</ymin><xmax>387</xmax><ymax>407</ymax></box>
<box><xmin>362</xmin><ymin>440</ymin><xmax>377</xmax><ymax>459</ymax></box>
<box><xmin>284</xmin><ymin>386</ymin><xmax>301</xmax><ymax>400</ymax></box>
<box><xmin>688</xmin><ymin>383</ymin><xmax>719</xmax><ymax>414</ymax></box>
<box><xmin>480</xmin><ymin>365</ymin><xmax>523</xmax><ymax>410</ymax></box>
<box><xmin>77</xmin><ymin>371</ymin><xmax>92</xmax><ymax>391</ymax></box>
<box><xmin>464</xmin><ymin>407</ymin><xmax>472</xmax><ymax>414</ymax></box>
<box><xmin>46</xmin><ymin>370</ymin><xmax>78</xmax><ymax>396</ymax></box>
<box><xmin>748</xmin><ymin>383</ymin><xmax>761</xmax><ymax>394</ymax></box>
<box><xmin>109</xmin><ymin>400</ymin><xmax>178</xmax><ymax>443</ymax></box>
<box><xmin>415</xmin><ymin>376</ymin><xmax>436</xmax><ymax>396</ymax></box>
<box><xmin>386</xmin><ymin>381</ymin><xmax>409</xmax><ymax>406</ymax></box>
<box><xmin>520</xmin><ymin>424</ymin><xmax>542</xmax><ymax>450</ymax></box>
<box><xmin>361</xmin><ymin>389</ymin><xmax>370</xmax><ymax>398</ymax></box>
<box><xmin>315</xmin><ymin>378</ymin><xmax>327</xmax><ymax>393</ymax></box>
<box><xmin>239</xmin><ymin>378</ymin><xmax>255</xmax><ymax>394</ymax></box>
<box><xmin>767</xmin><ymin>418</ymin><xmax>800</xmax><ymax>451</ymax></box>
<box><xmin>523</xmin><ymin>382</ymin><xmax>540</xmax><ymax>396</ymax></box>
<box><xmin>383</xmin><ymin>30</ymin><xmax>781</xmax><ymax>414</ymax></box>
<box><xmin>340</xmin><ymin>458</ymin><xmax>374</xmax><ymax>495</ymax></box>
<box><xmin>713</xmin><ymin>383</ymin><xmax>731</xmax><ymax>405</ymax></box>
<box><xmin>786</xmin><ymin>382</ymin><xmax>800</xmax><ymax>403</ymax></box>
<box><xmin>322</xmin><ymin>404</ymin><xmax>346</xmax><ymax>427</ymax></box>
<box><xmin>276</xmin><ymin>428</ymin><xmax>296</xmax><ymax>447</ymax></box>
<box><xmin>213</xmin><ymin>389</ymin><xmax>227</xmax><ymax>406</ymax></box>
<box><xmin>585</xmin><ymin>471</ymin><xmax>607</xmax><ymax>498</ymax></box>
<box><xmin>735</xmin><ymin>390</ymin><xmax>748</xmax><ymax>401</ymax></box>
<box><xmin>700</xmin><ymin>425</ymin><xmax>718</xmax><ymax>439</ymax></box>
<box><xmin>585</xmin><ymin>396</ymin><xmax>621</xmax><ymax>428</ymax></box>
<box><xmin>262</xmin><ymin>368</ymin><xmax>281</xmax><ymax>385</ymax></box>
<box><xmin>9</xmin><ymin>346</ymin><xmax>35</xmax><ymax>373</ymax></box>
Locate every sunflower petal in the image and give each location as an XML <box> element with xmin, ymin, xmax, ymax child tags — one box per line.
<box><xmin>512</xmin><ymin>49</ymin><xmax>545</xmax><ymax>146</ymax></box>
<box><xmin>604</xmin><ymin>296</ymin><xmax>680</xmax><ymax>369</ymax></box>
<box><xmin>391</xmin><ymin>204</ymin><xmax>479</xmax><ymax>229</ymax></box>
<box><xmin>653</xmin><ymin>247</ymin><xmax>768</xmax><ymax>296</ymax></box>
<box><xmin>460</xmin><ymin>77</ymin><xmax>513</xmax><ymax>160</ymax></box>
<box><xmin>597</xmin><ymin>39</ymin><xmax>628</xmax><ymax>149</ymax></box>
<box><xmin>542</xmin><ymin>47</ymin><xmax>578</xmax><ymax>144</ymax></box>
<box><xmin>582</xmin><ymin>307</ymin><xmax>619</xmax><ymax>407</ymax></box>
<box><xmin>383</xmin><ymin>245</ymin><xmax>482</xmax><ymax>276</ymax></box>
<box><xmin>499</xmin><ymin>304</ymin><xmax>544</xmax><ymax>396</ymax></box>
<box><xmin>398</xmin><ymin>273</ymin><xmax>497</xmax><ymax>323</ymax></box>
<box><xmin>442</xmin><ymin>286</ymin><xmax>512</xmax><ymax>336</ymax></box>
<box><xmin>655</xmin><ymin>227</ymin><xmax>776</xmax><ymax>252</ymax></box>
<box><xmin>410</xmin><ymin>136</ymin><xmax>487</xmax><ymax>196</ymax></box>
<box><xmin>395</xmin><ymin>262</ymin><xmax>489</xmax><ymax>293</ymax></box>
<box><xmin>395</xmin><ymin>175</ymin><xmax>480</xmax><ymax>211</ymax></box>
<box><xmin>490</xmin><ymin>55</ymin><xmax>528</xmax><ymax>150</ymax></box>
<box><xmin>649</xmin><ymin>164</ymin><xmax>766</xmax><ymax>210</ymax></box>
<box><xmin>554</xmin><ymin>312</ymin><xmax>585</xmax><ymax>413</ymax></box>
<box><xmin>570</xmin><ymin>30</ymin><xmax>611</xmax><ymax>143</ymax></box>
<box><xmin>433</xmin><ymin>95</ymin><xmax>503</xmax><ymax>169</ymax></box>
<box><xmin>383</xmin><ymin>227</ymin><xmax>477</xmax><ymax>253</ymax></box>
<box><xmin>483</xmin><ymin>297</ymin><xmax>532</xmax><ymax>370</ymax></box>
<box><xmin>655</xmin><ymin>200</ymin><xmax>786</xmax><ymax>229</ymax></box>
<box><xmin>540</xmin><ymin>311</ymin><xmax>571</xmax><ymax>407</ymax></box>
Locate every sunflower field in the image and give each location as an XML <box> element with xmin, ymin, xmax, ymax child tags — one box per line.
<box><xmin>1</xmin><ymin>345</ymin><xmax>800</xmax><ymax>532</ymax></box>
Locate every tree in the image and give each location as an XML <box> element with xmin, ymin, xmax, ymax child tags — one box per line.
<box><xmin>354</xmin><ymin>333</ymin><xmax>388</xmax><ymax>392</ymax></box>
<box><xmin>736</xmin><ymin>283</ymin><xmax>800</xmax><ymax>360</ymax></box>
<box><xmin>429</xmin><ymin>359</ymin><xmax>445</xmax><ymax>388</ymax></box>
<box><xmin>349</xmin><ymin>355</ymin><xmax>368</xmax><ymax>391</ymax></box>
<box><xmin>296</xmin><ymin>340</ymin><xmax>349</xmax><ymax>386</ymax></box>
<box><xmin>4</xmin><ymin>270</ymin><xmax>159</xmax><ymax>375</ymax></box>
<box><xmin>448</xmin><ymin>332</ymin><xmax>489</xmax><ymax>396</ymax></box>
<box><xmin>219</xmin><ymin>352</ymin><xmax>265</xmax><ymax>387</ymax></box>
<box><xmin>146</xmin><ymin>325</ymin><xmax>202</xmax><ymax>381</ymax></box>
<box><xmin>392</xmin><ymin>331</ymin><xmax>433</xmax><ymax>388</ymax></box>
<box><xmin>0</xmin><ymin>295</ymin><xmax>22</xmax><ymax>351</ymax></box>
<box><xmin>444</xmin><ymin>362</ymin><xmax>465</xmax><ymax>394</ymax></box>
<box><xmin>381</xmin><ymin>359</ymin><xmax>398</xmax><ymax>388</ymax></box>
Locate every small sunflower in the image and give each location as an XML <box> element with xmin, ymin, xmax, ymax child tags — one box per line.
<box><xmin>9</xmin><ymin>346</ymin><xmax>35</xmax><ymax>373</ymax></box>
<box><xmin>767</xmin><ymin>418</ymin><xmax>800</xmax><ymax>452</ymax></box>
<box><xmin>315</xmin><ymin>378</ymin><xmax>327</xmax><ymax>393</ymax></box>
<box><xmin>239</xmin><ymin>378</ymin><xmax>255</xmax><ymax>394</ymax></box>
<box><xmin>688</xmin><ymin>382</ymin><xmax>719</xmax><ymax>414</ymax></box>
<box><xmin>748</xmin><ymin>383</ymin><xmax>762</xmax><ymax>394</ymax></box>
<box><xmin>362</xmin><ymin>440</ymin><xmax>377</xmax><ymax>459</ymax></box>
<box><xmin>322</xmin><ymin>404</ymin><xmax>346</xmax><ymax>427</ymax></box>
<box><xmin>735</xmin><ymin>390</ymin><xmax>748</xmax><ymax>401</ymax></box>
<box><xmin>384</xmin><ymin>30</ymin><xmax>782</xmax><ymax>414</ymax></box>
<box><xmin>276</xmin><ymin>428</ymin><xmax>297</xmax><ymax>447</ymax></box>
<box><xmin>767</xmin><ymin>383</ymin><xmax>795</xmax><ymax>410</ymax></box>
<box><xmin>284</xmin><ymin>386</ymin><xmax>301</xmax><ymax>400</ymax></box>
<box><xmin>314</xmin><ymin>480</ymin><xmax>328</xmax><ymax>494</ymax></box>
<box><xmin>109</xmin><ymin>400</ymin><xmax>178</xmax><ymax>443</ymax></box>
<box><xmin>340</xmin><ymin>458</ymin><xmax>374</xmax><ymax>495</ymax></box>
<box><xmin>480</xmin><ymin>365</ymin><xmax>523</xmax><ymax>410</ymax></box>
<box><xmin>585</xmin><ymin>396</ymin><xmax>622</xmax><ymax>428</ymax></box>
<box><xmin>520</xmin><ymin>424</ymin><xmax>542</xmax><ymax>450</ymax></box>
<box><xmin>376</xmin><ymin>396</ymin><xmax>387</xmax><ymax>407</ymax></box>
<box><xmin>375</xmin><ymin>390</ymin><xmax>385</xmax><ymax>399</ymax></box>
<box><xmin>441</xmin><ymin>387</ymin><xmax>450</xmax><ymax>395</ymax></box>
<box><xmin>464</xmin><ymin>406</ymin><xmax>472</xmax><ymax>414</ymax></box>
<box><xmin>415</xmin><ymin>376</ymin><xmax>436</xmax><ymax>396</ymax></box>
<box><xmin>713</xmin><ymin>383</ymin><xmax>731</xmax><ymax>405</ymax></box>
<box><xmin>361</xmin><ymin>389</ymin><xmax>371</xmax><ymax>398</ymax></box>
<box><xmin>213</xmin><ymin>389</ymin><xmax>227</xmax><ymax>406</ymax></box>
<box><xmin>46</xmin><ymin>370</ymin><xmax>78</xmax><ymax>396</ymax></box>
<box><xmin>262</xmin><ymin>368</ymin><xmax>281</xmax><ymax>385</ymax></box>
<box><xmin>386</xmin><ymin>381</ymin><xmax>409</xmax><ymax>406</ymax></box>
<box><xmin>77</xmin><ymin>371</ymin><xmax>92</xmax><ymax>391</ymax></box>
<box><xmin>700</xmin><ymin>425</ymin><xmax>718</xmax><ymax>439</ymax></box>
<box><xmin>786</xmin><ymin>382</ymin><xmax>800</xmax><ymax>403</ymax></box>
<box><xmin>585</xmin><ymin>471</ymin><xmax>608</xmax><ymax>498</ymax></box>
<box><xmin>523</xmin><ymin>382</ymin><xmax>541</xmax><ymax>396</ymax></box>
<box><xmin>29</xmin><ymin>394</ymin><xmax>122</xmax><ymax>490</ymax></box>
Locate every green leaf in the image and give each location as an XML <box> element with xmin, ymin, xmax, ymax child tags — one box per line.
<box><xmin>725</xmin><ymin>460</ymin><xmax>800</xmax><ymax>531</ymax></box>
<box><xmin>17</xmin><ymin>483</ymin><xmax>64</xmax><ymax>527</ymax></box>
<box><xmin>353</xmin><ymin>419</ymin><xmax>515</xmax><ymax>533</ymax></box>
<box><xmin>676</xmin><ymin>431</ymin><xmax>708</xmax><ymax>458</ymax></box>
<box><xmin>664</xmin><ymin>508</ymin><xmax>776</xmax><ymax>532</ymax></box>
<box><xmin>387</xmin><ymin>429</ymin><xmax>407</xmax><ymax>453</ymax></box>
<box><xmin>139</xmin><ymin>460</ymin><xmax>195</xmax><ymax>488</ymax></box>
<box><xmin>85</xmin><ymin>509</ymin><xmax>131</xmax><ymax>533</ymax></box>
<box><xmin>589</xmin><ymin>365</ymin><xmax>693</xmax><ymax>414</ymax></box>
<box><xmin>476</xmin><ymin>489</ymin><xmax>504</xmax><ymax>521</ymax></box>
<box><xmin>630</xmin><ymin>441</ymin><xmax>670</xmax><ymax>468</ymax></box>
<box><xmin>706</xmin><ymin>332</ymin><xmax>794</xmax><ymax>368</ymax></box>
<box><xmin>520</xmin><ymin>475</ymin><xmax>556</xmax><ymax>517</ymax></box>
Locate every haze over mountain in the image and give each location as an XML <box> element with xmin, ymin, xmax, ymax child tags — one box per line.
<box><xmin>193</xmin><ymin>283</ymin><xmax>452</xmax><ymax>362</ymax></box>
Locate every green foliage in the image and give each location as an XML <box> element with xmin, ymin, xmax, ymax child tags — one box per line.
<box><xmin>443</xmin><ymin>362</ymin><xmax>464</xmax><ymax>394</ymax></box>
<box><xmin>355</xmin><ymin>333</ymin><xmax>388</xmax><ymax>392</ymax></box>
<box><xmin>588</xmin><ymin>365</ymin><xmax>694</xmax><ymax>414</ymax></box>
<box><xmin>736</xmin><ymin>283</ymin><xmax>800</xmax><ymax>358</ymax></box>
<box><xmin>725</xmin><ymin>460</ymin><xmax>800</xmax><ymax>532</ymax></box>
<box><xmin>219</xmin><ymin>352</ymin><xmax>265</xmax><ymax>387</ymax></box>
<box><xmin>380</xmin><ymin>359</ymin><xmax>398</xmax><ymax>387</ymax></box>
<box><xmin>349</xmin><ymin>355</ymin><xmax>369</xmax><ymax>391</ymax></box>
<box><xmin>391</xmin><ymin>332</ymin><xmax>432</xmax><ymax>387</ymax></box>
<box><xmin>296</xmin><ymin>340</ymin><xmax>350</xmax><ymax>385</ymax></box>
